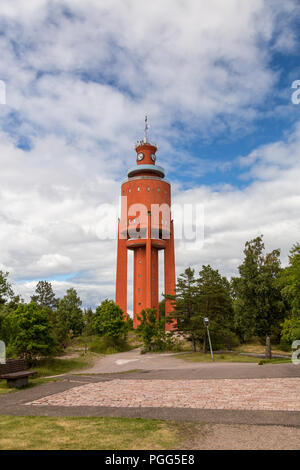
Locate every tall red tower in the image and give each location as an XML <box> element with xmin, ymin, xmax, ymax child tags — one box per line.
<box><xmin>116</xmin><ymin>119</ymin><xmax>176</xmax><ymax>330</ymax></box>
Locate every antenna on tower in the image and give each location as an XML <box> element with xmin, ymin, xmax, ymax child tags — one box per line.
<box><xmin>144</xmin><ymin>115</ymin><xmax>149</xmax><ymax>143</ymax></box>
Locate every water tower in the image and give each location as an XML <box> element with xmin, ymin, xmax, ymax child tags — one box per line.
<box><xmin>116</xmin><ymin>118</ymin><xmax>176</xmax><ymax>330</ymax></box>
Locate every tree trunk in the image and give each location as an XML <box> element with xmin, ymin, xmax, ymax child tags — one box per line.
<box><xmin>265</xmin><ymin>335</ymin><xmax>272</xmax><ymax>359</ymax></box>
<box><xmin>203</xmin><ymin>335</ymin><xmax>207</xmax><ymax>354</ymax></box>
<box><xmin>192</xmin><ymin>338</ymin><xmax>197</xmax><ymax>352</ymax></box>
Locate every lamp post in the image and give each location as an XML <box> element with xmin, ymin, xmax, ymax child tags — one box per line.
<box><xmin>203</xmin><ymin>317</ymin><xmax>214</xmax><ymax>362</ymax></box>
<box><xmin>84</xmin><ymin>318</ymin><xmax>88</xmax><ymax>355</ymax></box>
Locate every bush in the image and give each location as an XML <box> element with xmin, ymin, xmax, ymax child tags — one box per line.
<box><xmin>89</xmin><ymin>336</ymin><xmax>130</xmax><ymax>354</ymax></box>
<box><xmin>93</xmin><ymin>300</ymin><xmax>128</xmax><ymax>341</ymax></box>
<box><xmin>5</xmin><ymin>302</ymin><xmax>56</xmax><ymax>362</ymax></box>
<box><xmin>280</xmin><ymin>317</ymin><xmax>300</xmax><ymax>349</ymax></box>
<box><xmin>136</xmin><ymin>308</ymin><xmax>166</xmax><ymax>353</ymax></box>
<box><xmin>210</xmin><ymin>329</ymin><xmax>240</xmax><ymax>351</ymax></box>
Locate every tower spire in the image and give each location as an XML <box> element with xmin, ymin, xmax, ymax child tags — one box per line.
<box><xmin>144</xmin><ymin>115</ymin><xmax>149</xmax><ymax>143</ymax></box>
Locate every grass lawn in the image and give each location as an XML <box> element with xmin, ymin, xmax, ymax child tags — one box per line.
<box><xmin>236</xmin><ymin>343</ymin><xmax>290</xmax><ymax>356</ymax></box>
<box><xmin>174</xmin><ymin>352</ymin><xmax>292</xmax><ymax>363</ymax></box>
<box><xmin>32</xmin><ymin>354</ymin><xmax>93</xmax><ymax>377</ymax></box>
<box><xmin>175</xmin><ymin>352</ymin><xmax>263</xmax><ymax>363</ymax></box>
<box><xmin>0</xmin><ymin>415</ymin><xmax>200</xmax><ymax>450</ymax></box>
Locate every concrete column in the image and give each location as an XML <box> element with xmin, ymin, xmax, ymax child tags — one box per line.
<box><xmin>115</xmin><ymin>221</ymin><xmax>128</xmax><ymax>319</ymax></box>
<box><xmin>164</xmin><ymin>220</ymin><xmax>176</xmax><ymax>331</ymax></box>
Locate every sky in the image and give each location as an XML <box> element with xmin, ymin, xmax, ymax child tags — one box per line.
<box><xmin>0</xmin><ymin>0</ymin><xmax>300</xmax><ymax>311</ymax></box>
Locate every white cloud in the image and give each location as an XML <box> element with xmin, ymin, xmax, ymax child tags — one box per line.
<box><xmin>35</xmin><ymin>253</ymin><xmax>72</xmax><ymax>271</ymax></box>
<box><xmin>0</xmin><ymin>0</ymin><xmax>299</xmax><ymax>308</ymax></box>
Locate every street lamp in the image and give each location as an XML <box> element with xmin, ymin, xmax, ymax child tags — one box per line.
<box><xmin>203</xmin><ymin>317</ymin><xmax>214</xmax><ymax>362</ymax></box>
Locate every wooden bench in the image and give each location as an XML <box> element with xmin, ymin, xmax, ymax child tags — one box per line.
<box><xmin>0</xmin><ymin>358</ymin><xmax>37</xmax><ymax>388</ymax></box>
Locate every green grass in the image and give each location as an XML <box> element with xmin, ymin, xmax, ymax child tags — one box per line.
<box><xmin>0</xmin><ymin>415</ymin><xmax>201</xmax><ymax>450</ymax></box>
<box><xmin>258</xmin><ymin>358</ymin><xmax>291</xmax><ymax>365</ymax></box>
<box><xmin>174</xmin><ymin>352</ymin><xmax>261</xmax><ymax>363</ymax></box>
<box><xmin>32</xmin><ymin>354</ymin><xmax>93</xmax><ymax>378</ymax></box>
<box><xmin>0</xmin><ymin>382</ymin><xmax>15</xmax><ymax>395</ymax></box>
<box><xmin>236</xmin><ymin>343</ymin><xmax>290</xmax><ymax>356</ymax></box>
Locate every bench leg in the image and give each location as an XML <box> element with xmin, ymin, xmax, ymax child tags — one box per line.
<box><xmin>7</xmin><ymin>377</ymin><xmax>29</xmax><ymax>388</ymax></box>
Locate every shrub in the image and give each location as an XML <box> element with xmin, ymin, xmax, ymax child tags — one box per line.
<box><xmin>210</xmin><ymin>329</ymin><xmax>240</xmax><ymax>351</ymax></box>
<box><xmin>6</xmin><ymin>302</ymin><xmax>56</xmax><ymax>362</ymax></box>
<box><xmin>89</xmin><ymin>336</ymin><xmax>130</xmax><ymax>354</ymax></box>
<box><xmin>280</xmin><ymin>317</ymin><xmax>300</xmax><ymax>349</ymax></box>
<box><xmin>93</xmin><ymin>300</ymin><xmax>128</xmax><ymax>342</ymax></box>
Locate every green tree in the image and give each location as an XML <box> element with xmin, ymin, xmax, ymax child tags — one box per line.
<box><xmin>136</xmin><ymin>308</ymin><xmax>166</xmax><ymax>352</ymax></box>
<box><xmin>166</xmin><ymin>267</ymin><xmax>199</xmax><ymax>351</ymax></box>
<box><xmin>233</xmin><ymin>236</ymin><xmax>284</xmax><ymax>358</ymax></box>
<box><xmin>197</xmin><ymin>265</ymin><xmax>235</xmax><ymax>352</ymax></box>
<box><xmin>31</xmin><ymin>281</ymin><xmax>57</xmax><ymax>310</ymax></box>
<box><xmin>7</xmin><ymin>302</ymin><xmax>55</xmax><ymax>361</ymax></box>
<box><xmin>93</xmin><ymin>300</ymin><xmax>127</xmax><ymax>341</ymax></box>
<box><xmin>279</xmin><ymin>243</ymin><xmax>300</xmax><ymax>318</ymax></box>
<box><xmin>56</xmin><ymin>288</ymin><xmax>84</xmax><ymax>345</ymax></box>
<box><xmin>280</xmin><ymin>317</ymin><xmax>300</xmax><ymax>350</ymax></box>
<box><xmin>0</xmin><ymin>271</ymin><xmax>16</xmax><ymax>305</ymax></box>
<box><xmin>83</xmin><ymin>307</ymin><xmax>95</xmax><ymax>336</ymax></box>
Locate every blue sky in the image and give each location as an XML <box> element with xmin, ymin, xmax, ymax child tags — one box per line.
<box><xmin>0</xmin><ymin>0</ymin><xmax>299</xmax><ymax>310</ymax></box>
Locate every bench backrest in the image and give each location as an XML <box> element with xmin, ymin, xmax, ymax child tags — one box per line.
<box><xmin>0</xmin><ymin>358</ymin><xmax>27</xmax><ymax>375</ymax></box>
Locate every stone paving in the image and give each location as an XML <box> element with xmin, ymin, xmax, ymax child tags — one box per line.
<box><xmin>26</xmin><ymin>377</ymin><xmax>300</xmax><ymax>411</ymax></box>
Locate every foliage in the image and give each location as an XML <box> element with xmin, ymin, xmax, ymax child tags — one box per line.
<box><xmin>83</xmin><ymin>307</ymin><xmax>96</xmax><ymax>336</ymax></box>
<box><xmin>279</xmin><ymin>243</ymin><xmax>300</xmax><ymax>318</ymax></box>
<box><xmin>167</xmin><ymin>265</ymin><xmax>235</xmax><ymax>352</ymax></box>
<box><xmin>5</xmin><ymin>302</ymin><xmax>55</xmax><ymax>361</ymax></box>
<box><xmin>89</xmin><ymin>335</ymin><xmax>130</xmax><ymax>354</ymax></box>
<box><xmin>232</xmin><ymin>236</ymin><xmax>285</xmax><ymax>355</ymax></box>
<box><xmin>280</xmin><ymin>317</ymin><xmax>300</xmax><ymax>350</ymax></box>
<box><xmin>166</xmin><ymin>267</ymin><xmax>199</xmax><ymax>350</ymax></box>
<box><xmin>32</xmin><ymin>355</ymin><xmax>91</xmax><ymax>377</ymax></box>
<box><xmin>136</xmin><ymin>308</ymin><xmax>169</xmax><ymax>352</ymax></box>
<box><xmin>0</xmin><ymin>271</ymin><xmax>15</xmax><ymax>305</ymax></box>
<box><xmin>31</xmin><ymin>281</ymin><xmax>57</xmax><ymax>310</ymax></box>
<box><xmin>93</xmin><ymin>299</ymin><xmax>128</xmax><ymax>341</ymax></box>
<box><xmin>56</xmin><ymin>288</ymin><xmax>84</xmax><ymax>345</ymax></box>
<box><xmin>197</xmin><ymin>265</ymin><xmax>235</xmax><ymax>351</ymax></box>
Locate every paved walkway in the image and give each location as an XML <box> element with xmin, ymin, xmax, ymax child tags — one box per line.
<box><xmin>26</xmin><ymin>377</ymin><xmax>300</xmax><ymax>411</ymax></box>
<box><xmin>1</xmin><ymin>350</ymin><xmax>300</xmax><ymax>427</ymax></box>
<box><xmin>79</xmin><ymin>348</ymin><xmax>299</xmax><ymax>379</ymax></box>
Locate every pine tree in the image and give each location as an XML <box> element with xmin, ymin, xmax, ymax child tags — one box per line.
<box><xmin>233</xmin><ymin>236</ymin><xmax>284</xmax><ymax>358</ymax></box>
<box><xmin>197</xmin><ymin>265</ymin><xmax>235</xmax><ymax>352</ymax></box>
<box><xmin>31</xmin><ymin>281</ymin><xmax>57</xmax><ymax>310</ymax></box>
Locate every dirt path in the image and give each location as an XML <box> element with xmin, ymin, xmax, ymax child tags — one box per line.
<box><xmin>182</xmin><ymin>423</ymin><xmax>300</xmax><ymax>450</ymax></box>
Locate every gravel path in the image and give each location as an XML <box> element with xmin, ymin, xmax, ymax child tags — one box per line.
<box><xmin>194</xmin><ymin>424</ymin><xmax>300</xmax><ymax>450</ymax></box>
<box><xmin>26</xmin><ymin>377</ymin><xmax>300</xmax><ymax>411</ymax></box>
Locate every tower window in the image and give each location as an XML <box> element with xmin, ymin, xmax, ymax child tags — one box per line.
<box><xmin>147</xmin><ymin>187</ymin><xmax>150</xmax><ymax>191</ymax></box>
<box><xmin>128</xmin><ymin>188</ymin><xmax>131</xmax><ymax>193</ymax></box>
<box><xmin>137</xmin><ymin>187</ymin><xmax>140</xmax><ymax>191</ymax></box>
<box><xmin>157</xmin><ymin>187</ymin><xmax>160</xmax><ymax>192</ymax></box>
